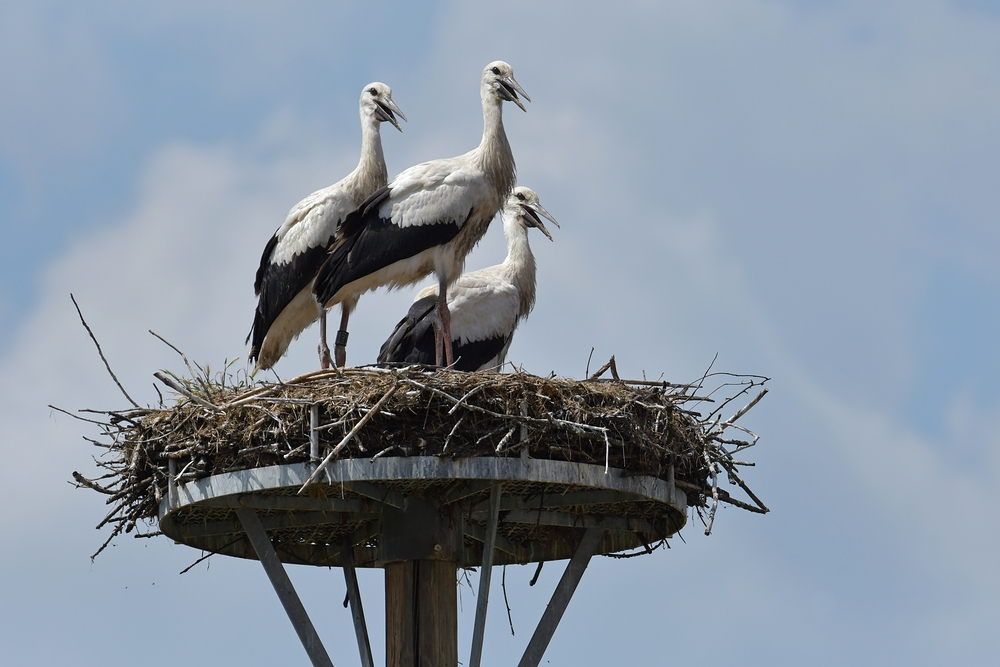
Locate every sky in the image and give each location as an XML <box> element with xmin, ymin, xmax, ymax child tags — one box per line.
<box><xmin>1</xmin><ymin>0</ymin><xmax>999</xmax><ymax>664</ymax></box>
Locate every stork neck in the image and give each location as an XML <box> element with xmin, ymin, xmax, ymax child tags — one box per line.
<box><xmin>500</xmin><ymin>217</ymin><xmax>537</xmax><ymax>320</ymax></box>
<box><xmin>352</xmin><ymin>119</ymin><xmax>389</xmax><ymax>201</ymax></box>
<box><xmin>476</xmin><ymin>96</ymin><xmax>516</xmax><ymax>202</ymax></box>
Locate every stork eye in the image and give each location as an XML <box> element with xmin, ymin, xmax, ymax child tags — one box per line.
<box><xmin>491</xmin><ymin>66</ymin><xmax>501</xmax><ymax>75</ymax></box>
<box><xmin>515</xmin><ymin>192</ymin><xmax>526</xmax><ymax>201</ymax></box>
<box><xmin>368</xmin><ymin>87</ymin><xmax>378</xmax><ymax>96</ymax></box>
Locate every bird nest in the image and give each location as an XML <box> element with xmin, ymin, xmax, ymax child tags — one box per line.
<box><xmin>69</xmin><ymin>356</ymin><xmax>769</xmax><ymax>559</ymax></box>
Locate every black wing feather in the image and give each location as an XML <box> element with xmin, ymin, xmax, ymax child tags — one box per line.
<box><xmin>378</xmin><ymin>295</ymin><xmax>438</xmax><ymax>365</ymax></box>
<box><xmin>247</xmin><ymin>240</ymin><xmax>330</xmax><ymax>357</ymax></box>
<box><xmin>378</xmin><ymin>295</ymin><xmax>510</xmax><ymax>371</ymax></box>
<box><xmin>314</xmin><ymin>207</ymin><xmax>466</xmax><ymax>306</ymax></box>
<box><xmin>254</xmin><ymin>233</ymin><xmax>280</xmax><ymax>295</ymax></box>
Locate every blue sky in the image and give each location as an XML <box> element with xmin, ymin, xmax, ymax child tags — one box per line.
<box><xmin>2</xmin><ymin>1</ymin><xmax>999</xmax><ymax>665</ymax></box>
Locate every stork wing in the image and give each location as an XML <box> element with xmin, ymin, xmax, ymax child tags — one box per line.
<box><xmin>377</xmin><ymin>295</ymin><xmax>438</xmax><ymax>365</ymax></box>
<box><xmin>247</xmin><ymin>186</ymin><xmax>354</xmax><ymax>355</ymax></box>
<box><xmin>444</xmin><ymin>272</ymin><xmax>520</xmax><ymax>346</ymax></box>
<box><xmin>314</xmin><ymin>161</ymin><xmax>492</xmax><ymax>305</ymax></box>
<box><xmin>376</xmin><ymin>269</ymin><xmax>520</xmax><ymax>371</ymax></box>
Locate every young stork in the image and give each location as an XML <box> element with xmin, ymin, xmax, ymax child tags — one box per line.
<box><xmin>247</xmin><ymin>83</ymin><xmax>405</xmax><ymax>371</ymax></box>
<box><xmin>313</xmin><ymin>61</ymin><xmax>529</xmax><ymax>367</ymax></box>
<box><xmin>378</xmin><ymin>186</ymin><xmax>558</xmax><ymax>370</ymax></box>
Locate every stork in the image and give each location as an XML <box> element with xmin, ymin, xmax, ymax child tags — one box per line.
<box><xmin>247</xmin><ymin>83</ymin><xmax>405</xmax><ymax>371</ymax></box>
<box><xmin>378</xmin><ymin>186</ymin><xmax>558</xmax><ymax>370</ymax></box>
<box><xmin>313</xmin><ymin>61</ymin><xmax>529</xmax><ymax>367</ymax></box>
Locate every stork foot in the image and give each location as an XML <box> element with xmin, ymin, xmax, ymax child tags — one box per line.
<box><xmin>319</xmin><ymin>341</ymin><xmax>333</xmax><ymax>370</ymax></box>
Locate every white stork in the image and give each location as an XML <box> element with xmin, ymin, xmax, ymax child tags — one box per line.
<box><xmin>378</xmin><ymin>186</ymin><xmax>558</xmax><ymax>370</ymax></box>
<box><xmin>248</xmin><ymin>83</ymin><xmax>405</xmax><ymax>371</ymax></box>
<box><xmin>313</xmin><ymin>61</ymin><xmax>529</xmax><ymax>367</ymax></box>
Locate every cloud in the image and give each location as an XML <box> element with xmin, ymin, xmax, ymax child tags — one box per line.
<box><xmin>4</xmin><ymin>1</ymin><xmax>1000</xmax><ymax>664</ymax></box>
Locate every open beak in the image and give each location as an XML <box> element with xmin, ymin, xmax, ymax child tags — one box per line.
<box><xmin>498</xmin><ymin>75</ymin><xmax>530</xmax><ymax>112</ymax></box>
<box><xmin>521</xmin><ymin>201</ymin><xmax>559</xmax><ymax>241</ymax></box>
<box><xmin>375</xmin><ymin>97</ymin><xmax>407</xmax><ymax>132</ymax></box>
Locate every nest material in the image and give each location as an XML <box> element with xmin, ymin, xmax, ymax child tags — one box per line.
<box><xmin>71</xmin><ymin>361</ymin><xmax>769</xmax><ymax>559</ymax></box>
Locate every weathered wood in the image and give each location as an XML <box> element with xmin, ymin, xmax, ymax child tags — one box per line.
<box><xmin>385</xmin><ymin>560</ymin><xmax>457</xmax><ymax>667</ymax></box>
<box><xmin>380</xmin><ymin>497</ymin><xmax>463</xmax><ymax>563</ymax></box>
<box><xmin>235</xmin><ymin>508</ymin><xmax>335</xmax><ymax>667</ymax></box>
<box><xmin>517</xmin><ymin>525</ymin><xmax>605</xmax><ymax>667</ymax></box>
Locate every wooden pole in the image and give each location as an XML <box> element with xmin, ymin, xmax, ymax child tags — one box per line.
<box><xmin>385</xmin><ymin>560</ymin><xmax>458</xmax><ymax>667</ymax></box>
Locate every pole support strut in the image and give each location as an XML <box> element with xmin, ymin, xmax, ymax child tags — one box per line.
<box><xmin>235</xmin><ymin>508</ymin><xmax>335</xmax><ymax>667</ymax></box>
<box><xmin>517</xmin><ymin>525</ymin><xmax>605</xmax><ymax>667</ymax></box>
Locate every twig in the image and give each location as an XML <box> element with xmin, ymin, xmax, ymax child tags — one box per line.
<box><xmin>298</xmin><ymin>383</ymin><xmax>400</xmax><ymax>493</ymax></box>
<box><xmin>443</xmin><ymin>416</ymin><xmax>464</xmax><ymax>452</ymax></box>
<box><xmin>70</xmin><ymin>294</ymin><xmax>140</xmax><ymax>408</ymax></box>
<box><xmin>71</xmin><ymin>471</ymin><xmax>114</xmax><ymax>494</ymax></box>
<box><xmin>529</xmin><ymin>561</ymin><xmax>543</xmax><ymax>586</ymax></box>
<box><xmin>148</xmin><ymin>330</ymin><xmax>211</xmax><ymax>396</ymax></box>
<box><xmin>48</xmin><ymin>404</ymin><xmax>107</xmax><ymax>426</ymax></box>
<box><xmin>588</xmin><ymin>355</ymin><xmax>620</xmax><ymax>381</ymax></box>
<box><xmin>717</xmin><ymin>389</ymin><xmax>768</xmax><ymax>433</ymax></box>
<box><xmin>502</xmin><ymin>564</ymin><xmax>514</xmax><ymax>636</ymax></box>
<box><xmin>179</xmin><ymin>537</ymin><xmax>241</xmax><ymax>575</ymax></box>
<box><xmin>153</xmin><ymin>372</ymin><xmax>222</xmax><ymax>413</ymax></box>
<box><xmin>704</xmin><ymin>452</ymin><xmax>719</xmax><ymax>536</ymax></box>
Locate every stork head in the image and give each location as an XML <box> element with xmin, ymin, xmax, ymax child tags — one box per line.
<box><xmin>483</xmin><ymin>61</ymin><xmax>530</xmax><ymax>112</ymax></box>
<box><xmin>509</xmin><ymin>186</ymin><xmax>558</xmax><ymax>241</ymax></box>
<box><xmin>361</xmin><ymin>82</ymin><xmax>407</xmax><ymax>132</ymax></box>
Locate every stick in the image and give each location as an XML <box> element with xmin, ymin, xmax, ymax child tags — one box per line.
<box><xmin>48</xmin><ymin>404</ymin><xmax>107</xmax><ymax>426</ymax></box>
<box><xmin>502</xmin><ymin>564</ymin><xmax>515</xmax><ymax>636</ymax></box>
<box><xmin>704</xmin><ymin>453</ymin><xmax>719</xmax><ymax>536</ymax></box>
<box><xmin>719</xmin><ymin>389</ymin><xmax>768</xmax><ymax>430</ymax></box>
<box><xmin>153</xmin><ymin>372</ymin><xmax>222</xmax><ymax>413</ymax></box>
<box><xmin>70</xmin><ymin>294</ymin><xmax>140</xmax><ymax>408</ymax></box>
<box><xmin>148</xmin><ymin>330</ymin><xmax>210</xmax><ymax>395</ymax></box>
<box><xmin>297</xmin><ymin>383</ymin><xmax>399</xmax><ymax>493</ymax></box>
<box><xmin>71</xmin><ymin>471</ymin><xmax>115</xmax><ymax>494</ymax></box>
<box><xmin>587</xmin><ymin>355</ymin><xmax>619</xmax><ymax>381</ymax></box>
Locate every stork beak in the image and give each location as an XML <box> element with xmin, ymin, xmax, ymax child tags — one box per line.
<box><xmin>375</xmin><ymin>97</ymin><xmax>407</xmax><ymax>132</ymax></box>
<box><xmin>522</xmin><ymin>202</ymin><xmax>559</xmax><ymax>241</ymax></box>
<box><xmin>499</xmin><ymin>75</ymin><xmax>530</xmax><ymax>112</ymax></box>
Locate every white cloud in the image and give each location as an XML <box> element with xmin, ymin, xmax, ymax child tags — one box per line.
<box><xmin>4</xmin><ymin>1</ymin><xmax>1000</xmax><ymax>664</ymax></box>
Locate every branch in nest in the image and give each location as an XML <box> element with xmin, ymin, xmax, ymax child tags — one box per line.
<box><xmin>70</xmin><ymin>293</ymin><xmax>140</xmax><ymax>409</ymax></box>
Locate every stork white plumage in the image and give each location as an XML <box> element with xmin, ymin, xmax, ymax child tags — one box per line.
<box><xmin>313</xmin><ymin>61</ymin><xmax>529</xmax><ymax>367</ymax></box>
<box><xmin>248</xmin><ymin>83</ymin><xmax>405</xmax><ymax>371</ymax></box>
<box><xmin>378</xmin><ymin>186</ymin><xmax>558</xmax><ymax>371</ymax></box>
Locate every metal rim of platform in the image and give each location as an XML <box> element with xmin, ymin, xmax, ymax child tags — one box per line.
<box><xmin>158</xmin><ymin>455</ymin><xmax>687</xmax><ymax>567</ymax></box>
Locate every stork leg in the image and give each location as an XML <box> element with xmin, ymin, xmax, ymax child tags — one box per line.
<box><xmin>335</xmin><ymin>303</ymin><xmax>351</xmax><ymax>368</ymax></box>
<box><xmin>434</xmin><ymin>322</ymin><xmax>444</xmax><ymax>368</ymax></box>
<box><xmin>318</xmin><ymin>311</ymin><xmax>333</xmax><ymax>369</ymax></box>
<box><xmin>434</xmin><ymin>276</ymin><xmax>455</xmax><ymax>367</ymax></box>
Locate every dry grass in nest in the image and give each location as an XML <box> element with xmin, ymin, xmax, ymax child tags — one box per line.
<box><xmin>66</xmin><ymin>342</ymin><xmax>769</xmax><ymax>560</ymax></box>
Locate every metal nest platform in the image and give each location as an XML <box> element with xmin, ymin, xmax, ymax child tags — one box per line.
<box><xmin>158</xmin><ymin>455</ymin><xmax>688</xmax><ymax>568</ymax></box>
<box><xmin>71</xmin><ymin>361</ymin><xmax>769</xmax><ymax>667</ymax></box>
